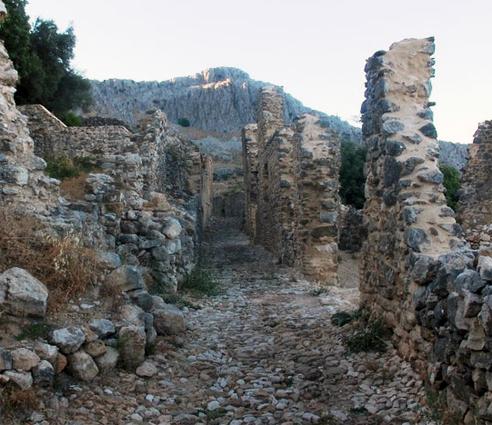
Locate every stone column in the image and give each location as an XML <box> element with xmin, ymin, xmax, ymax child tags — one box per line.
<box><xmin>255</xmin><ymin>87</ymin><xmax>285</xmax><ymax>249</ymax></box>
<box><xmin>293</xmin><ymin>115</ymin><xmax>340</xmax><ymax>285</ymax></box>
<box><xmin>242</xmin><ymin>124</ymin><xmax>259</xmax><ymax>239</ymax></box>
<box><xmin>360</xmin><ymin>37</ymin><xmax>461</xmax><ymax>349</ymax></box>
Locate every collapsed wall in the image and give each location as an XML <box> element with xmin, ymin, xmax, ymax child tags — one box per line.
<box><xmin>361</xmin><ymin>37</ymin><xmax>492</xmax><ymax>423</ymax></box>
<box><xmin>244</xmin><ymin>87</ymin><xmax>340</xmax><ymax>285</ymax></box>
<box><xmin>0</xmin><ymin>11</ymin><xmax>214</xmax><ymax>395</ymax></box>
<box><xmin>21</xmin><ymin>104</ymin><xmax>213</xmax><ymax>292</ymax></box>
<box><xmin>458</xmin><ymin>121</ymin><xmax>492</xmax><ymax>247</ymax></box>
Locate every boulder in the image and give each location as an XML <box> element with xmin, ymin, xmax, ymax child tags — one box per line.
<box><xmin>105</xmin><ymin>265</ymin><xmax>145</xmax><ymax>292</ymax></box>
<box><xmin>0</xmin><ymin>348</ymin><xmax>12</xmax><ymax>371</ymax></box>
<box><xmin>32</xmin><ymin>360</ymin><xmax>54</xmax><ymax>386</ymax></box>
<box><xmin>50</xmin><ymin>327</ymin><xmax>86</xmax><ymax>354</ymax></box>
<box><xmin>54</xmin><ymin>353</ymin><xmax>67</xmax><ymax>373</ymax></box>
<box><xmin>89</xmin><ymin>319</ymin><xmax>115</xmax><ymax>338</ymax></box>
<box><xmin>0</xmin><ymin>267</ymin><xmax>48</xmax><ymax>318</ymax></box>
<box><xmin>136</xmin><ymin>361</ymin><xmax>157</xmax><ymax>377</ymax></box>
<box><xmin>162</xmin><ymin>218</ymin><xmax>182</xmax><ymax>239</ymax></box>
<box><xmin>95</xmin><ymin>347</ymin><xmax>119</xmax><ymax>372</ymax></box>
<box><xmin>34</xmin><ymin>342</ymin><xmax>58</xmax><ymax>364</ymax></box>
<box><xmin>479</xmin><ymin>256</ymin><xmax>492</xmax><ymax>281</ymax></box>
<box><xmin>84</xmin><ymin>340</ymin><xmax>107</xmax><ymax>358</ymax></box>
<box><xmin>11</xmin><ymin>348</ymin><xmax>40</xmax><ymax>371</ymax></box>
<box><xmin>68</xmin><ymin>351</ymin><xmax>99</xmax><ymax>381</ymax></box>
<box><xmin>118</xmin><ymin>325</ymin><xmax>146</xmax><ymax>370</ymax></box>
<box><xmin>153</xmin><ymin>304</ymin><xmax>186</xmax><ymax>336</ymax></box>
<box><xmin>3</xmin><ymin>370</ymin><xmax>33</xmax><ymax>389</ymax></box>
<box><xmin>119</xmin><ymin>304</ymin><xmax>145</xmax><ymax>326</ymax></box>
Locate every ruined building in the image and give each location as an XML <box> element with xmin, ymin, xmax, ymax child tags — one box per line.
<box><xmin>243</xmin><ymin>87</ymin><xmax>340</xmax><ymax>285</ymax></box>
<box><xmin>458</xmin><ymin>120</ymin><xmax>492</xmax><ymax>247</ymax></box>
<box><xmin>361</xmin><ymin>37</ymin><xmax>492</xmax><ymax>423</ymax></box>
<box><xmin>0</xmin><ymin>10</ymin><xmax>213</xmax><ymax>391</ymax></box>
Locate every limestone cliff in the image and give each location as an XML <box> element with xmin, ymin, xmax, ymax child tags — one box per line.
<box><xmin>89</xmin><ymin>67</ymin><xmax>362</xmax><ymax>143</ymax></box>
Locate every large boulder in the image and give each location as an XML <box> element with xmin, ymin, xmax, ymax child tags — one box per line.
<box><xmin>95</xmin><ymin>346</ymin><xmax>119</xmax><ymax>372</ymax></box>
<box><xmin>68</xmin><ymin>351</ymin><xmax>99</xmax><ymax>381</ymax></box>
<box><xmin>105</xmin><ymin>265</ymin><xmax>145</xmax><ymax>292</ymax></box>
<box><xmin>89</xmin><ymin>319</ymin><xmax>116</xmax><ymax>338</ymax></box>
<box><xmin>152</xmin><ymin>304</ymin><xmax>186</xmax><ymax>336</ymax></box>
<box><xmin>11</xmin><ymin>348</ymin><xmax>40</xmax><ymax>371</ymax></box>
<box><xmin>0</xmin><ymin>268</ymin><xmax>48</xmax><ymax>318</ymax></box>
<box><xmin>118</xmin><ymin>325</ymin><xmax>146</xmax><ymax>370</ymax></box>
<box><xmin>50</xmin><ymin>327</ymin><xmax>86</xmax><ymax>354</ymax></box>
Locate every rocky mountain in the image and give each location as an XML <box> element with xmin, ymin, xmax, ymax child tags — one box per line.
<box><xmin>438</xmin><ymin>140</ymin><xmax>469</xmax><ymax>171</ymax></box>
<box><xmin>89</xmin><ymin>67</ymin><xmax>362</xmax><ymax>143</ymax></box>
<box><xmin>89</xmin><ymin>66</ymin><xmax>468</xmax><ymax>170</ymax></box>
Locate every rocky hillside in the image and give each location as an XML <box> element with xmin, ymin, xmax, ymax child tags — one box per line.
<box><xmin>438</xmin><ymin>140</ymin><xmax>469</xmax><ymax>171</ymax></box>
<box><xmin>89</xmin><ymin>67</ymin><xmax>362</xmax><ymax>143</ymax></box>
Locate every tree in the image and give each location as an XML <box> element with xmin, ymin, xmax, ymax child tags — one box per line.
<box><xmin>0</xmin><ymin>0</ymin><xmax>91</xmax><ymax>117</ymax></box>
<box><xmin>178</xmin><ymin>117</ymin><xmax>191</xmax><ymax>127</ymax></box>
<box><xmin>439</xmin><ymin>164</ymin><xmax>461</xmax><ymax>211</ymax></box>
<box><xmin>339</xmin><ymin>141</ymin><xmax>367</xmax><ymax>209</ymax></box>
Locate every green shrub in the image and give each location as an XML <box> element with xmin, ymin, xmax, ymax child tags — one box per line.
<box><xmin>177</xmin><ymin>117</ymin><xmax>190</xmax><ymax>127</ymax></box>
<box><xmin>331</xmin><ymin>311</ymin><xmax>354</xmax><ymax>327</ymax></box>
<box><xmin>61</xmin><ymin>111</ymin><xmax>82</xmax><ymax>127</ymax></box>
<box><xmin>339</xmin><ymin>141</ymin><xmax>367</xmax><ymax>209</ymax></box>
<box><xmin>15</xmin><ymin>322</ymin><xmax>54</xmax><ymax>341</ymax></box>
<box><xmin>45</xmin><ymin>156</ymin><xmax>80</xmax><ymax>180</ymax></box>
<box><xmin>439</xmin><ymin>164</ymin><xmax>461</xmax><ymax>211</ymax></box>
<box><xmin>347</xmin><ymin>317</ymin><xmax>388</xmax><ymax>353</ymax></box>
<box><xmin>180</xmin><ymin>267</ymin><xmax>219</xmax><ymax>296</ymax></box>
<box><xmin>45</xmin><ymin>156</ymin><xmax>96</xmax><ymax>180</ymax></box>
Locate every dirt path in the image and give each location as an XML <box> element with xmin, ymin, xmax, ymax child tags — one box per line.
<box><xmin>29</xmin><ymin>219</ymin><xmax>433</xmax><ymax>425</ymax></box>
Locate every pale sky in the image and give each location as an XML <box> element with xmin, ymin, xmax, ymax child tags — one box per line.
<box><xmin>26</xmin><ymin>0</ymin><xmax>491</xmax><ymax>143</ymax></box>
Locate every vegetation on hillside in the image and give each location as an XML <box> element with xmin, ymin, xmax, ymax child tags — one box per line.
<box><xmin>439</xmin><ymin>164</ymin><xmax>461</xmax><ymax>211</ymax></box>
<box><xmin>0</xmin><ymin>0</ymin><xmax>91</xmax><ymax>121</ymax></box>
<box><xmin>177</xmin><ymin>117</ymin><xmax>191</xmax><ymax>127</ymax></box>
<box><xmin>339</xmin><ymin>141</ymin><xmax>367</xmax><ymax>209</ymax></box>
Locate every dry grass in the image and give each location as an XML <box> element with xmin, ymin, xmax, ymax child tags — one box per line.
<box><xmin>0</xmin><ymin>385</ymin><xmax>39</xmax><ymax>419</ymax></box>
<box><xmin>0</xmin><ymin>208</ymin><xmax>101</xmax><ymax>311</ymax></box>
<box><xmin>60</xmin><ymin>172</ymin><xmax>89</xmax><ymax>200</ymax></box>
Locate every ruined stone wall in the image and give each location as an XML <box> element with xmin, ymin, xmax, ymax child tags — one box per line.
<box><xmin>244</xmin><ymin>88</ymin><xmax>340</xmax><ymax>284</ymax></box>
<box><xmin>0</xmin><ymin>8</ymin><xmax>211</xmax><ymax>396</ymax></box>
<box><xmin>361</xmin><ymin>37</ymin><xmax>492</xmax><ymax>423</ymax></box>
<box><xmin>339</xmin><ymin>205</ymin><xmax>367</xmax><ymax>252</ymax></box>
<box><xmin>293</xmin><ymin>116</ymin><xmax>340</xmax><ymax>284</ymax></box>
<box><xmin>21</xmin><ymin>104</ymin><xmax>214</xmax><ymax>293</ymax></box>
<box><xmin>0</xmin><ymin>50</ymin><xmax>58</xmax><ymax>213</ymax></box>
<box><xmin>242</xmin><ymin>124</ymin><xmax>259</xmax><ymax>238</ymax></box>
<box><xmin>458</xmin><ymin>121</ymin><xmax>492</xmax><ymax>248</ymax></box>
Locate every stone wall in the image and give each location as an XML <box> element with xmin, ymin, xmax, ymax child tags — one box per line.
<box><xmin>361</xmin><ymin>37</ymin><xmax>492</xmax><ymax>423</ymax></box>
<box><xmin>242</xmin><ymin>124</ymin><xmax>259</xmax><ymax>238</ymax></box>
<box><xmin>458</xmin><ymin>121</ymin><xmax>492</xmax><ymax>248</ymax></box>
<box><xmin>21</xmin><ymin>105</ymin><xmax>213</xmax><ymax>292</ymax></box>
<box><xmin>0</xmin><ymin>50</ymin><xmax>58</xmax><ymax>214</ymax></box>
<box><xmin>244</xmin><ymin>87</ymin><xmax>340</xmax><ymax>285</ymax></box>
<box><xmin>339</xmin><ymin>205</ymin><xmax>366</xmax><ymax>252</ymax></box>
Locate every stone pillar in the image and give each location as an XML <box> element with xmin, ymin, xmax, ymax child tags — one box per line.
<box><xmin>293</xmin><ymin>115</ymin><xmax>340</xmax><ymax>285</ymax></box>
<box><xmin>360</xmin><ymin>37</ymin><xmax>461</xmax><ymax>348</ymax></box>
<box><xmin>256</xmin><ymin>86</ymin><xmax>285</xmax><ymax>150</ymax></box>
<box><xmin>242</xmin><ymin>123</ymin><xmax>259</xmax><ymax>239</ymax></box>
<box><xmin>458</xmin><ymin>121</ymin><xmax>492</xmax><ymax>245</ymax></box>
<box><xmin>255</xmin><ymin>87</ymin><xmax>285</xmax><ymax>250</ymax></box>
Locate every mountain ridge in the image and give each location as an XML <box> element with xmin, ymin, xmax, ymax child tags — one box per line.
<box><xmin>89</xmin><ymin>66</ymin><xmax>362</xmax><ymax>143</ymax></box>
